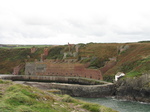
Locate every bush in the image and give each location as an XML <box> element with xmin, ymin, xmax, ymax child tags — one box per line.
<box><xmin>103</xmin><ymin>75</ymin><xmax>114</xmax><ymax>82</ymax></box>
<box><xmin>47</xmin><ymin>46</ymin><xmax>64</xmax><ymax>59</ymax></box>
<box><xmin>119</xmin><ymin>61</ymin><xmax>137</xmax><ymax>73</ymax></box>
<box><xmin>16</xmin><ymin>105</ymin><xmax>33</xmax><ymax>112</ymax></box>
<box><xmin>82</xmin><ymin>103</ymin><xmax>100</xmax><ymax>112</ymax></box>
<box><xmin>62</xmin><ymin>95</ymin><xmax>76</xmax><ymax>103</ymax></box>
<box><xmin>6</xmin><ymin>92</ymin><xmax>35</xmax><ymax>106</ymax></box>
<box><xmin>0</xmin><ymin>79</ymin><xmax>11</xmax><ymax>84</ymax></box>
<box><xmin>89</xmin><ymin>57</ymin><xmax>108</xmax><ymax>69</ymax></box>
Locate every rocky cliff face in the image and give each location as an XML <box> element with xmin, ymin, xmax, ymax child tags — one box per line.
<box><xmin>115</xmin><ymin>73</ymin><xmax>150</xmax><ymax>102</ymax></box>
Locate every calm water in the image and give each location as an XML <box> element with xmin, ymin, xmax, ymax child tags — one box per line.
<box><xmin>76</xmin><ymin>97</ymin><xmax>150</xmax><ymax>112</ymax></box>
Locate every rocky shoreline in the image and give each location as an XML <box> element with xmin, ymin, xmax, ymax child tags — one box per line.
<box><xmin>115</xmin><ymin>74</ymin><xmax>150</xmax><ymax>103</ymax></box>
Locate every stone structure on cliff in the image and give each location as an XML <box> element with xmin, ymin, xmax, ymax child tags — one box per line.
<box><xmin>118</xmin><ymin>44</ymin><xmax>130</xmax><ymax>54</ymax></box>
<box><xmin>25</xmin><ymin>60</ymin><xmax>103</xmax><ymax>80</ymax></box>
<box><xmin>12</xmin><ymin>65</ymin><xmax>23</xmax><ymax>75</ymax></box>
<box><xmin>31</xmin><ymin>46</ymin><xmax>37</xmax><ymax>53</ymax></box>
<box><xmin>40</xmin><ymin>47</ymin><xmax>49</xmax><ymax>62</ymax></box>
<box><xmin>44</xmin><ymin>47</ymin><xmax>49</xmax><ymax>56</ymax></box>
<box><xmin>63</xmin><ymin>43</ymin><xmax>80</xmax><ymax>59</ymax></box>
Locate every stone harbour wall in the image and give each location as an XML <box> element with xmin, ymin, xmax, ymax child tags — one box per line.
<box><xmin>0</xmin><ymin>75</ymin><xmax>115</xmax><ymax>97</ymax></box>
<box><xmin>47</xmin><ymin>83</ymin><xmax>115</xmax><ymax>97</ymax></box>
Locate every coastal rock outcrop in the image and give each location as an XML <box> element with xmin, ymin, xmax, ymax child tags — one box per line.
<box><xmin>115</xmin><ymin>73</ymin><xmax>150</xmax><ymax>103</ymax></box>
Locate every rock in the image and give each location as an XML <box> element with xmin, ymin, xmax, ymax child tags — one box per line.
<box><xmin>115</xmin><ymin>74</ymin><xmax>150</xmax><ymax>103</ymax></box>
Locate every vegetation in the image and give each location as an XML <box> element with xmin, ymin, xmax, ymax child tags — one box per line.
<box><xmin>46</xmin><ymin>46</ymin><xmax>64</xmax><ymax>59</ymax></box>
<box><xmin>138</xmin><ymin>40</ymin><xmax>150</xmax><ymax>43</ymax></box>
<box><xmin>104</xmin><ymin>43</ymin><xmax>150</xmax><ymax>82</ymax></box>
<box><xmin>0</xmin><ymin>42</ymin><xmax>149</xmax><ymax>82</ymax></box>
<box><xmin>0</xmin><ymin>80</ymin><xmax>118</xmax><ymax>112</ymax></box>
<box><xmin>0</xmin><ymin>44</ymin><xmax>50</xmax><ymax>49</ymax></box>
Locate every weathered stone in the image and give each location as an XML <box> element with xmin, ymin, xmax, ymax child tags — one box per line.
<box><xmin>12</xmin><ymin>65</ymin><xmax>23</xmax><ymax>75</ymax></box>
<box><xmin>25</xmin><ymin>60</ymin><xmax>103</xmax><ymax>80</ymax></box>
<box><xmin>47</xmin><ymin>83</ymin><xmax>115</xmax><ymax>97</ymax></box>
<box><xmin>115</xmin><ymin>74</ymin><xmax>150</xmax><ymax>103</ymax></box>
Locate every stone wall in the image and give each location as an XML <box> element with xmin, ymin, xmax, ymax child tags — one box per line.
<box><xmin>25</xmin><ymin>60</ymin><xmax>103</xmax><ymax>80</ymax></box>
<box><xmin>46</xmin><ymin>83</ymin><xmax>115</xmax><ymax>97</ymax></box>
<box><xmin>0</xmin><ymin>75</ymin><xmax>115</xmax><ymax>98</ymax></box>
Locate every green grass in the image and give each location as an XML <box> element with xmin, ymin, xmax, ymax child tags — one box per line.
<box><xmin>0</xmin><ymin>79</ymin><xmax>12</xmax><ymax>84</ymax></box>
<box><xmin>0</xmin><ymin>80</ymin><xmax>118</xmax><ymax>112</ymax></box>
<box><xmin>126</xmin><ymin>71</ymin><xmax>142</xmax><ymax>78</ymax></box>
<box><xmin>82</xmin><ymin>103</ymin><xmax>100</xmax><ymax>112</ymax></box>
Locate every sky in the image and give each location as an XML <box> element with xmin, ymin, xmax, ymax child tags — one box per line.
<box><xmin>0</xmin><ymin>0</ymin><xmax>150</xmax><ymax>45</ymax></box>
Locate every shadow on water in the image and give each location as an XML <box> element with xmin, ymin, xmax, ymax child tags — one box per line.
<box><xmin>76</xmin><ymin>97</ymin><xmax>150</xmax><ymax>112</ymax></box>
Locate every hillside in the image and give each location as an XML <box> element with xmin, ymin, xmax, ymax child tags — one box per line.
<box><xmin>0</xmin><ymin>79</ymin><xmax>118</xmax><ymax>112</ymax></box>
<box><xmin>0</xmin><ymin>42</ymin><xmax>149</xmax><ymax>82</ymax></box>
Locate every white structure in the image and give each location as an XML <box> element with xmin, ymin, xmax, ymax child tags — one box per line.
<box><xmin>115</xmin><ymin>72</ymin><xmax>125</xmax><ymax>81</ymax></box>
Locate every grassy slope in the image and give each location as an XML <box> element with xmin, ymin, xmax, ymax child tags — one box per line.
<box><xmin>0</xmin><ymin>80</ymin><xmax>118</xmax><ymax>112</ymax></box>
<box><xmin>79</xmin><ymin>43</ymin><xmax>150</xmax><ymax>79</ymax></box>
<box><xmin>104</xmin><ymin>43</ymin><xmax>150</xmax><ymax>77</ymax></box>
<box><xmin>0</xmin><ymin>43</ymin><xmax>149</xmax><ymax>81</ymax></box>
<box><xmin>0</xmin><ymin>47</ymin><xmax>49</xmax><ymax>74</ymax></box>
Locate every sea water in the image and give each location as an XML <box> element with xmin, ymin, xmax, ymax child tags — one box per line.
<box><xmin>76</xmin><ymin>97</ymin><xmax>150</xmax><ymax>112</ymax></box>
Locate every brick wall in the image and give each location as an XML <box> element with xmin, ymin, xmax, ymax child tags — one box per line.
<box><xmin>25</xmin><ymin>60</ymin><xmax>103</xmax><ymax>80</ymax></box>
<box><xmin>44</xmin><ymin>47</ymin><xmax>49</xmax><ymax>56</ymax></box>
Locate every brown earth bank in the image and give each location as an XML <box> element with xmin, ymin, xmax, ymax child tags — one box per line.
<box><xmin>115</xmin><ymin>74</ymin><xmax>150</xmax><ymax>103</ymax></box>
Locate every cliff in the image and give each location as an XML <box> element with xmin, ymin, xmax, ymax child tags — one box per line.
<box><xmin>115</xmin><ymin>73</ymin><xmax>150</xmax><ymax>102</ymax></box>
<box><xmin>0</xmin><ymin>42</ymin><xmax>150</xmax><ymax>82</ymax></box>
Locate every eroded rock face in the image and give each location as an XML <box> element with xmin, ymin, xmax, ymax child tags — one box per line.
<box><xmin>115</xmin><ymin>74</ymin><xmax>150</xmax><ymax>102</ymax></box>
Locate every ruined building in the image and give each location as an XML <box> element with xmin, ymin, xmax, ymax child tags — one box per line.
<box><xmin>25</xmin><ymin>60</ymin><xmax>103</xmax><ymax>80</ymax></box>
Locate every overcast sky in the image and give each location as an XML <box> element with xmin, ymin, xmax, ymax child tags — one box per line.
<box><xmin>0</xmin><ymin>0</ymin><xmax>150</xmax><ymax>45</ymax></box>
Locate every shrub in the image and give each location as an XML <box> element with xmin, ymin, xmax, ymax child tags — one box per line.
<box><xmin>6</xmin><ymin>92</ymin><xmax>35</xmax><ymax>106</ymax></box>
<box><xmin>119</xmin><ymin>61</ymin><xmax>137</xmax><ymax>73</ymax></box>
<box><xmin>0</xmin><ymin>79</ymin><xmax>11</xmax><ymax>84</ymax></box>
<box><xmin>47</xmin><ymin>46</ymin><xmax>64</xmax><ymax>59</ymax></box>
<box><xmin>89</xmin><ymin>57</ymin><xmax>108</xmax><ymax>69</ymax></box>
<box><xmin>62</xmin><ymin>95</ymin><xmax>76</xmax><ymax>103</ymax></box>
<box><xmin>16</xmin><ymin>105</ymin><xmax>33</xmax><ymax>112</ymax></box>
<box><xmin>103</xmin><ymin>75</ymin><xmax>114</xmax><ymax>82</ymax></box>
<box><xmin>82</xmin><ymin>103</ymin><xmax>100</xmax><ymax>112</ymax></box>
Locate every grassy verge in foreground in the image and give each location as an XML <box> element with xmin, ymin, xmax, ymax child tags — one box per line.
<box><xmin>0</xmin><ymin>79</ymin><xmax>118</xmax><ymax>112</ymax></box>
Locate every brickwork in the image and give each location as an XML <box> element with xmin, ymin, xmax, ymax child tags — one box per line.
<box><xmin>41</xmin><ymin>54</ymin><xmax>45</xmax><ymax>62</ymax></box>
<box><xmin>44</xmin><ymin>47</ymin><xmax>49</xmax><ymax>56</ymax></box>
<box><xmin>25</xmin><ymin>62</ymin><xmax>36</xmax><ymax>75</ymax></box>
<box><xmin>25</xmin><ymin>60</ymin><xmax>103</xmax><ymax>80</ymax></box>
<box><xmin>40</xmin><ymin>47</ymin><xmax>49</xmax><ymax>61</ymax></box>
